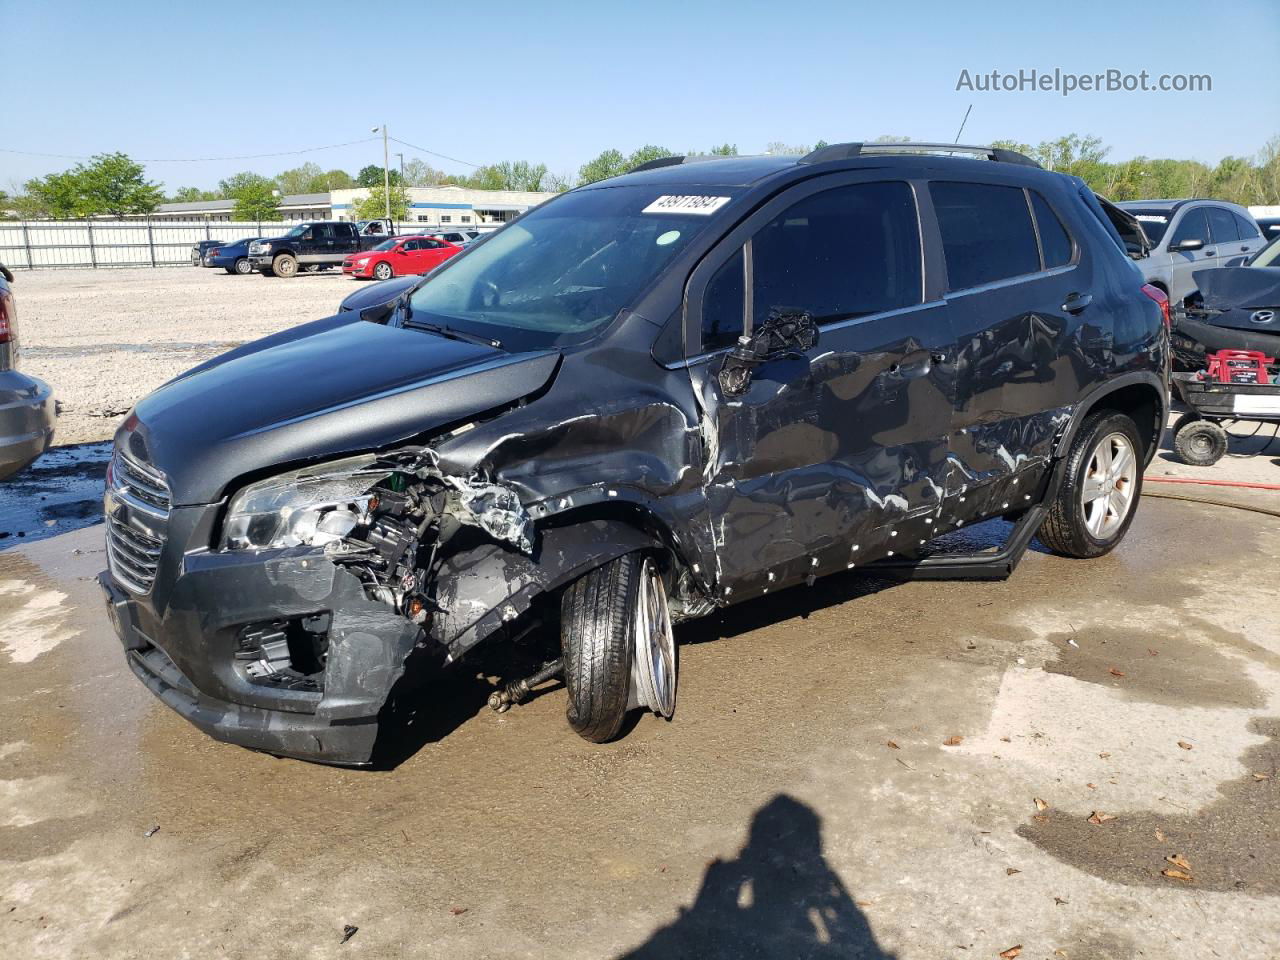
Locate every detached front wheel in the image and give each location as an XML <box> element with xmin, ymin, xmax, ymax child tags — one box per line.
<box><xmin>1038</xmin><ymin>411</ymin><xmax>1144</xmax><ymax>559</ymax></box>
<box><xmin>560</xmin><ymin>553</ymin><xmax>675</xmax><ymax>743</ymax></box>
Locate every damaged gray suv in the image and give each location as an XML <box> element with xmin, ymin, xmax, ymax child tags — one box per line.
<box><xmin>100</xmin><ymin>143</ymin><xmax>1169</xmax><ymax>765</ymax></box>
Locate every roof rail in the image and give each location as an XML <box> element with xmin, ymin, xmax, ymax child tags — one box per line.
<box><xmin>628</xmin><ymin>155</ymin><xmax>687</xmax><ymax>174</ymax></box>
<box><xmin>801</xmin><ymin>142</ymin><xmax>1041</xmax><ymax>168</ymax></box>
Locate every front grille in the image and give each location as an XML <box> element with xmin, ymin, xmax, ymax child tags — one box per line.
<box><xmin>106</xmin><ymin>516</ymin><xmax>164</xmax><ymax>593</ymax></box>
<box><xmin>106</xmin><ymin>450</ymin><xmax>171</xmax><ymax>594</ymax></box>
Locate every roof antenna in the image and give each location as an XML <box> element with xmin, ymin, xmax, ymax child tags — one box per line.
<box><xmin>954</xmin><ymin>103</ymin><xmax>973</xmax><ymax>144</ymax></box>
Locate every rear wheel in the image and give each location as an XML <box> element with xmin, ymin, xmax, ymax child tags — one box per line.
<box><xmin>234</xmin><ymin>257</ymin><xmax>252</xmax><ymax>275</ymax></box>
<box><xmin>560</xmin><ymin>553</ymin><xmax>675</xmax><ymax>742</ymax></box>
<box><xmin>1174</xmin><ymin>417</ymin><xmax>1228</xmax><ymax>466</ymax></box>
<box><xmin>272</xmin><ymin>253</ymin><xmax>298</xmax><ymax>278</ymax></box>
<box><xmin>1039</xmin><ymin>411</ymin><xmax>1144</xmax><ymax>559</ymax></box>
<box><xmin>373</xmin><ymin>261</ymin><xmax>394</xmax><ymax>281</ymax></box>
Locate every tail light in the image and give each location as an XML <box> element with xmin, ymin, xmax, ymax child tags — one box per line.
<box><xmin>0</xmin><ymin>288</ymin><xmax>15</xmax><ymax>345</ymax></box>
<box><xmin>209</xmin><ymin>248</ymin><xmax>221</xmax><ymax>257</ymax></box>
<box><xmin>1141</xmin><ymin>284</ymin><xmax>1171</xmax><ymax>329</ymax></box>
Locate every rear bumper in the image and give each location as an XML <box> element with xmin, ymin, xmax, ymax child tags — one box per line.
<box><xmin>0</xmin><ymin>372</ymin><xmax>56</xmax><ymax>479</ymax></box>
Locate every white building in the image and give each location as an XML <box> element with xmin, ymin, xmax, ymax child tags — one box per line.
<box><xmin>330</xmin><ymin>185</ymin><xmax>556</xmax><ymax>227</ymax></box>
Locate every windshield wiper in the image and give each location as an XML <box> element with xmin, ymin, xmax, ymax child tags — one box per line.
<box><xmin>404</xmin><ymin>318</ymin><xmax>502</xmax><ymax>349</ymax></box>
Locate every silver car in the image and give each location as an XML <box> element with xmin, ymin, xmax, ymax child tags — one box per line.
<box><xmin>0</xmin><ymin>265</ymin><xmax>56</xmax><ymax>480</ymax></box>
<box><xmin>1116</xmin><ymin>199</ymin><xmax>1265</xmax><ymax>305</ymax></box>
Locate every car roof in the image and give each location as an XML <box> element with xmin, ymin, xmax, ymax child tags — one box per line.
<box><xmin>1116</xmin><ymin>198</ymin><xmax>1250</xmax><ymax>214</ymax></box>
<box><xmin>584</xmin><ymin>149</ymin><xmax>1058</xmax><ymax>192</ymax></box>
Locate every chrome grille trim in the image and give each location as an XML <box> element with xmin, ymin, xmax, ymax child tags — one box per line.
<box><xmin>106</xmin><ymin>450</ymin><xmax>171</xmax><ymax>595</ymax></box>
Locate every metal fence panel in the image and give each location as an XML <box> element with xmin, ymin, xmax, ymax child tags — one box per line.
<box><xmin>0</xmin><ymin>219</ymin><xmax>468</xmax><ymax>269</ymax></box>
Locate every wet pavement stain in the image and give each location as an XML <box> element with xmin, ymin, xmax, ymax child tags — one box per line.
<box><xmin>1043</xmin><ymin>625</ymin><xmax>1267</xmax><ymax>710</ymax></box>
<box><xmin>0</xmin><ymin>442</ymin><xmax>110</xmax><ymax>547</ymax></box>
<box><xmin>1019</xmin><ymin>716</ymin><xmax>1280</xmax><ymax>893</ymax></box>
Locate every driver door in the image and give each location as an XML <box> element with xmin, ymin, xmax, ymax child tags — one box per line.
<box><xmin>684</xmin><ymin>177</ymin><xmax>956</xmax><ymax>597</ymax></box>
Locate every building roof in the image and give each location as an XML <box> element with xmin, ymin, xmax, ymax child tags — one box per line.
<box><xmin>155</xmin><ymin>192</ymin><xmax>331</xmax><ymax>214</ymax></box>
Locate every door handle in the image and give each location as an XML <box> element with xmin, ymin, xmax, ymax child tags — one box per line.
<box><xmin>1242</xmin><ymin>245</ymin><xmax>1251</xmax><ymax>252</ymax></box>
<box><xmin>1062</xmin><ymin>293</ymin><xmax>1093</xmax><ymax>314</ymax></box>
<box><xmin>1203</xmin><ymin>249</ymin><xmax>1216</xmax><ymax>257</ymax></box>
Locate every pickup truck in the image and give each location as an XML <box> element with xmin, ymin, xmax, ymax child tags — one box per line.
<box><xmin>248</xmin><ymin>219</ymin><xmax>396</xmax><ymax>277</ymax></box>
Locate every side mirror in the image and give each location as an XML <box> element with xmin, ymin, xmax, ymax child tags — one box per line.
<box><xmin>718</xmin><ymin>308</ymin><xmax>818</xmax><ymax>397</ymax></box>
<box><xmin>1169</xmin><ymin>237</ymin><xmax>1204</xmax><ymax>253</ymax></box>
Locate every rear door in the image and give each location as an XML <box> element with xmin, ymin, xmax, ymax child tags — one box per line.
<box><xmin>1205</xmin><ymin>206</ymin><xmax>1243</xmax><ymax>267</ymax></box>
<box><xmin>685</xmin><ymin>176</ymin><xmax>956</xmax><ymax>595</ymax></box>
<box><xmin>933</xmin><ymin>179</ymin><xmax>1086</xmax><ymax>522</ymax></box>
<box><xmin>1230</xmin><ymin>211</ymin><xmax>1265</xmax><ymax>264</ymax></box>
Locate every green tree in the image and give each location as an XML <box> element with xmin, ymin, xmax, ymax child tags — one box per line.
<box><xmin>320</xmin><ymin>168</ymin><xmax>355</xmax><ymax>190</ymax></box>
<box><xmin>169</xmin><ymin>186</ymin><xmax>218</xmax><ymax>203</ymax></box>
<box><xmin>626</xmin><ymin>145</ymin><xmax>673</xmax><ymax>169</ymax></box>
<box><xmin>354</xmin><ymin>183</ymin><xmax>410</xmax><ymax>220</ymax></box>
<box><xmin>219</xmin><ymin>171</ymin><xmax>272</xmax><ymax>196</ymax></box>
<box><xmin>357</xmin><ymin>164</ymin><xmax>401</xmax><ymax>188</ymax></box>
<box><xmin>227</xmin><ymin>175</ymin><xmax>280</xmax><ymax>221</ymax></box>
<box><xmin>764</xmin><ymin>141</ymin><xmax>810</xmax><ymax>155</ymax></box>
<box><xmin>274</xmin><ymin>162</ymin><xmax>326</xmax><ymax>195</ymax></box>
<box><xmin>74</xmin><ymin>153</ymin><xmax>164</xmax><ymax>216</ymax></box>
<box><xmin>577</xmin><ymin>149</ymin><xmax>629</xmax><ymax>185</ymax></box>
<box><xmin>401</xmin><ymin>158</ymin><xmax>443</xmax><ymax>187</ymax></box>
<box><xmin>19</xmin><ymin>171</ymin><xmax>82</xmax><ymax>218</ymax></box>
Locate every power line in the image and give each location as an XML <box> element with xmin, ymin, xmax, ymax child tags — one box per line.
<box><xmin>388</xmin><ymin>137</ymin><xmax>481</xmax><ymax>169</ymax></box>
<box><xmin>0</xmin><ymin>136</ymin><xmax>381</xmax><ymax>164</ymax></box>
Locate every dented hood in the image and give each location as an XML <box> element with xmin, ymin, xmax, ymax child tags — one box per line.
<box><xmin>125</xmin><ymin>318</ymin><xmax>559</xmax><ymax>505</ymax></box>
<box><xmin>1193</xmin><ymin>267</ymin><xmax>1280</xmax><ymax>312</ymax></box>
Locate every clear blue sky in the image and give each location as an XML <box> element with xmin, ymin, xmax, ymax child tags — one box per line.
<box><xmin>3</xmin><ymin>0</ymin><xmax>1276</xmax><ymax>192</ymax></box>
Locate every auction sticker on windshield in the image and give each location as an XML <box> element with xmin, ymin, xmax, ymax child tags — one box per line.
<box><xmin>642</xmin><ymin>195</ymin><xmax>731</xmax><ymax>215</ymax></box>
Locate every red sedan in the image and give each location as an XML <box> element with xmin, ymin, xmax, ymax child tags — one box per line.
<box><xmin>342</xmin><ymin>235</ymin><xmax>462</xmax><ymax>281</ymax></box>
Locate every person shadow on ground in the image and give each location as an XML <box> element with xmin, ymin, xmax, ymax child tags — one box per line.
<box><xmin>617</xmin><ymin>794</ymin><xmax>896</xmax><ymax>959</ymax></box>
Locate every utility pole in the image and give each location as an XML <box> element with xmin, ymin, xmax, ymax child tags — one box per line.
<box><xmin>372</xmin><ymin>124</ymin><xmax>391</xmax><ymax>222</ymax></box>
<box><xmin>396</xmin><ymin>152</ymin><xmax>405</xmax><ymax>183</ymax></box>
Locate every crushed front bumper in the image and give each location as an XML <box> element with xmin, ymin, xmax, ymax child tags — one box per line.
<box><xmin>98</xmin><ymin>519</ymin><xmax>434</xmax><ymax>765</ymax></box>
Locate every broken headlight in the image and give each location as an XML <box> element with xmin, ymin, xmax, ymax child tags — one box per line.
<box><xmin>222</xmin><ymin>455</ymin><xmax>391</xmax><ymax>551</ymax></box>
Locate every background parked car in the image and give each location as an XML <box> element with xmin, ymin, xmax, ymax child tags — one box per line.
<box><xmin>249</xmin><ymin>219</ymin><xmax>395</xmax><ymax>277</ymax></box>
<box><xmin>0</xmin><ymin>264</ymin><xmax>56</xmax><ymax>480</ymax></box>
<box><xmin>1255</xmin><ymin>216</ymin><xmax>1280</xmax><ymax>242</ymax></box>
<box><xmin>430</xmin><ymin>230</ymin><xmax>480</xmax><ymax>246</ymax></box>
<box><xmin>343</xmin><ymin>234</ymin><xmax>463</xmax><ymax>280</ymax></box>
<box><xmin>190</xmin><ymin>240</ymin><xmax>221</xmax><ymax>266</ymax></box>
<box><xmin>1116</xmin><ymin>199</ymin><xmax>1265</xmax><ymax>303</ymax></box>
<box><xmin>201</xmin><ymin>238</ymin><xmax>260</xmax><ymax>275</ymax></box>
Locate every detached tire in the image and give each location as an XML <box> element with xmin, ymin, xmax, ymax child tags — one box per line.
<box><xmin>1038</xmin><ymin>411</ymin><xmax>1144</xmax><ymax>559</ymax></box>
<box><xmin>560</xmin><ymin>554</ymin><xmax>639</xmax><ymax>742</ymax></box>
<box><xmin>272</xmin><ymin>253</ymin><xmax>298</xmax><ymax>278</ymax></box>
<box><xmin>1174</xmin><ymin>417</ymin><xmax>1228</xmax><ymax>466</ymax></box>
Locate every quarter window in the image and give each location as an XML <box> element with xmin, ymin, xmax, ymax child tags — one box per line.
<box><xmin>1030</xmin><ymin>192</ymin><xmax>1073</xmax><ymax>269</ymax></box>
<box><xmin>1234</xmin><ymin>213</ymin><xmax>1260</xmax><ymax>240</ymax></box>
<box><xmin>930</xmin><ymin>182</ymin><xmax>1040</xmax><ymax>290</ymax></box>
<box><xmin>701</xmin><ymin>248</ymin><xmax>746</xmax><ymax>350</ymax></box>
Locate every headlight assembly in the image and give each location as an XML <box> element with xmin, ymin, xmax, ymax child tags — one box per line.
<box><xmin>222</xmin><ymin>455</ymin><xmax>391</xmax><ymax>551</ymax></box>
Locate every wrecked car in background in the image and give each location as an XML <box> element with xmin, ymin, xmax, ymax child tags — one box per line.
<box><xmin>99</xmin><ymin>143</ymin><xmax>1168</xmax><ymax>765</ymax></box>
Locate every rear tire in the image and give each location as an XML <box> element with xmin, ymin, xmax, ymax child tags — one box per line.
<box><xmin>1038</xmin><ymin>411</ymin><xmax>1144</xmax><ymax>559</ymax></box>
<box><xmin>272</xmin><ymin>254</ymin><xmax>298</xmax><ymax>278</ymax></box>
<box><xmin>1174</xmin><ymin>417</ymin><xmax>1228</xmax><ymax>466</ymax></box>
<box><xmin>234</xmin><ymin>257</ymin><xmax>252</xmax><ymax>275</ymax></box>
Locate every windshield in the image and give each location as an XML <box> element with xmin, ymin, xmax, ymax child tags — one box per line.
<box><xmin>1125</xmin><ymin>211</ymin><xmax>1170</xmax><ymax>244</ymax></box>
<box><xmin>372</xmin><ymin>238</ymin><xmax>400</xmax><ymax>252</ymax></box>
<box><xmin>286</xmin><ymin>224</ymin><xmax>312</xmax><ymax>238</ymax></box>
<box><xmin>406</xmin><ymin>186</ymin><xmax>733</xmax><ymax>349</ymax></box>
<box><xmin>1250</xmin><ymin>235</ymin><xmax>1280</xmax><ymax>267</ymax></box>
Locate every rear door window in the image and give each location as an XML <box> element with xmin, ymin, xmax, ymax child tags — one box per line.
<box><xmin>1206</xmin><ymin>207</ymin><xmax>1240</xmax><ymax>244</ymax></box>
<box><xmin>1029</xmin><ymin>192</ymin><xmax>1074</xmax><ymax>268</ymax></box>
<box><xmin>701</xmin><ymin>248</ymin><xmax>745</xmax><ymax>350</ymax></box>
<box><xmin>930</xmin><ymin>182</ymin><xmax>1041</xmax><ymax>290</ymax></box>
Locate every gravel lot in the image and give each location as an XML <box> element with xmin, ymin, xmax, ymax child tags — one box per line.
<box><xmin>14</xmin><ymin>266</ymin><xmax>354</xmax><ymax>445</ymax></box>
